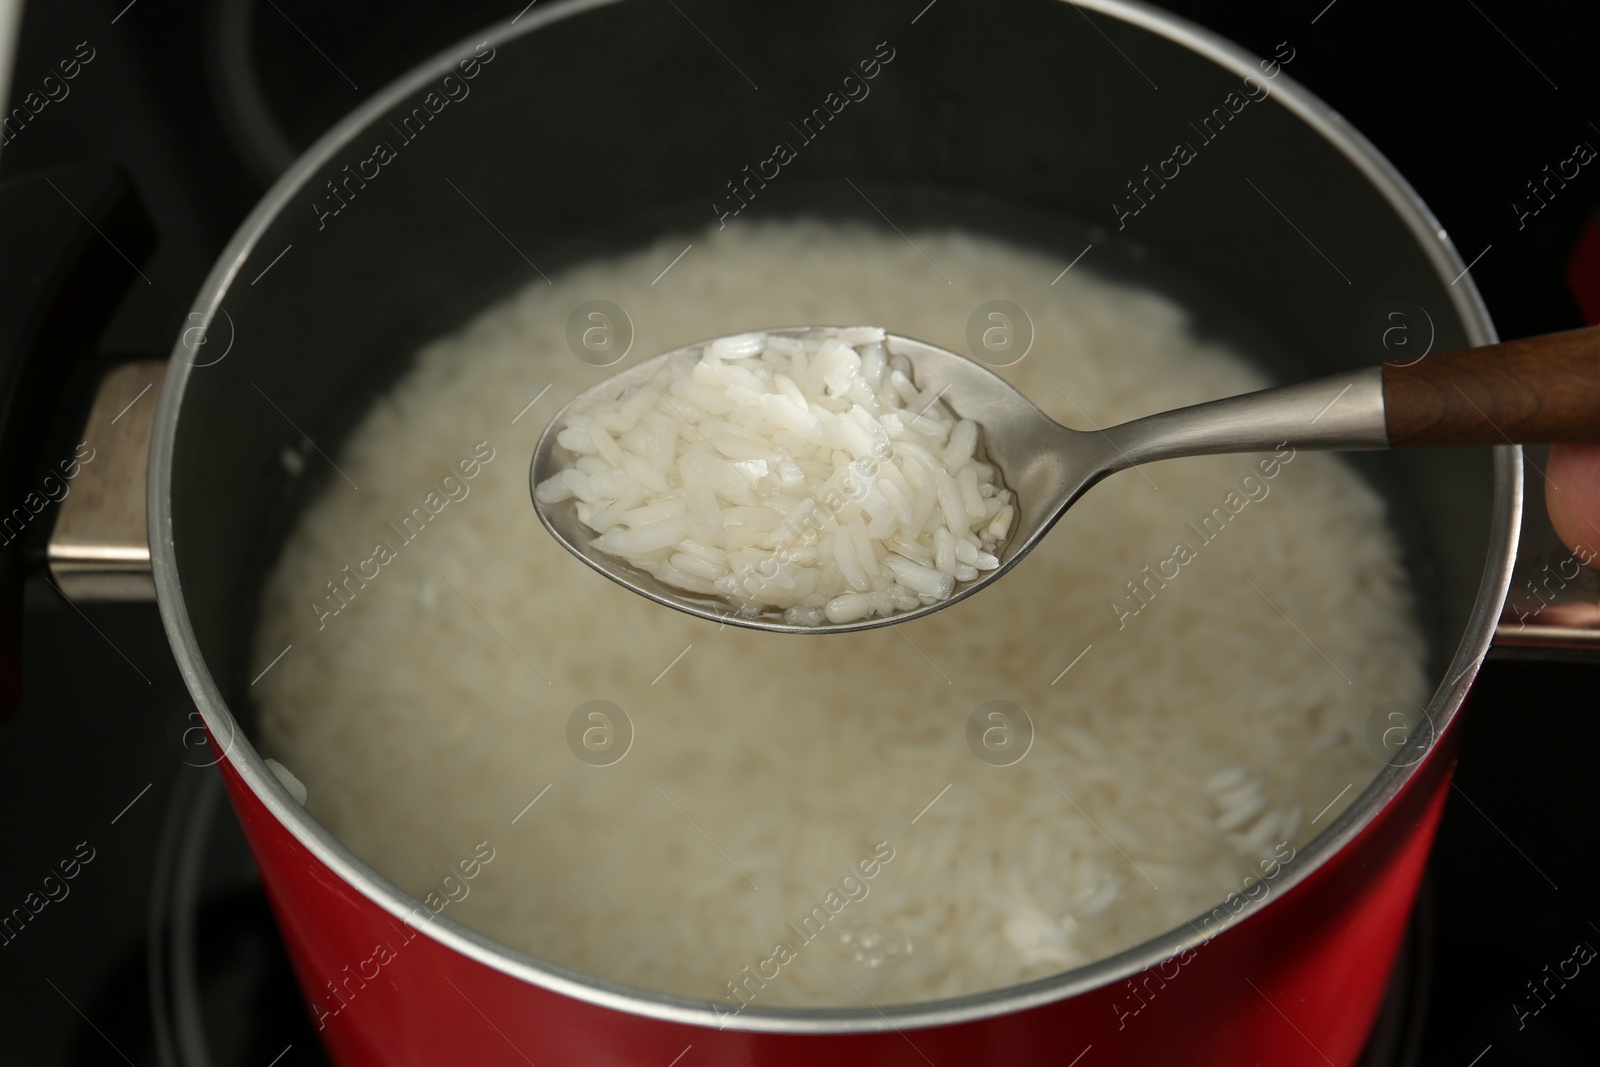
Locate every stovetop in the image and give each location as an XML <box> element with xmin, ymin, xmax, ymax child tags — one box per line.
<box><xmin>3</xmin><ymin>1</ymin><xmax>1598</xmax><ymax>1064</ymax></box>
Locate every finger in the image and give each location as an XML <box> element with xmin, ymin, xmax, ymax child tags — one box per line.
<box><xmin>1545</xmin><ymin>442</ymin><xmax>1600</xmax><ymax>555</ymax></box>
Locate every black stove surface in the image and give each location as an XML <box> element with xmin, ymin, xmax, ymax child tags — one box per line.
<box><xmin>3</xmin><ymin>2</ymin><xmax>1598</xmax><ymax>1065</ymax></box>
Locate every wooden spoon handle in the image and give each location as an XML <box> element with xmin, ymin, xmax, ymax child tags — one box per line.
<box><xmin>1383</xmin><ymin>325</ymin><xmax>1600</xmax><ymax>447</ymax></box>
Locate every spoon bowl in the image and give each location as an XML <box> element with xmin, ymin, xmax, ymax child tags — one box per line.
<box><xmin>531</xmin><ymin>329</ymin><xmax>1093</xmax><ymax>633</ymax></box>
<box><xmin>532</xmin><ymin>325</ymin><xmax>1600</xmax><ymax>634</ymax></box>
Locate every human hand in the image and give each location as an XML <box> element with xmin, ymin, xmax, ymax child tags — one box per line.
<box><xmin>1546</xmin><ymin>443</ymin><xmax>1600</xmax><ymax>556</ymax></box>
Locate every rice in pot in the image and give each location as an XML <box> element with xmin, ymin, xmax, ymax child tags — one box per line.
<box><xmin>253</xmin><ymin>220</ymin><xmax>1427</xmax><ymax>1008</ymax></box>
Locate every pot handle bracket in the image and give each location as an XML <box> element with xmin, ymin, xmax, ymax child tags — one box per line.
<box><xmin>46</xmin><ymin>359</ymin><xmax>165</xmax><ymax>601</ymax></box>
<box><xmin>1492</xmin><ymin>446</ymin><xmax>1600</xmax><ymax>660</ymax></box>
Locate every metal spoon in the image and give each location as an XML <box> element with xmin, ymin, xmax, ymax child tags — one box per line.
<box><xmin>531</xmin><ymin>325</ymin><xmax>1600</xmax><ymax>634</ymax></box>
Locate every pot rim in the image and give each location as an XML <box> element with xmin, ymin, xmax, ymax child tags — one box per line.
<box><xmin>148</xmin><ymin>0</ymin><xmax>1516</xmax><ymax>1035</ymax></box>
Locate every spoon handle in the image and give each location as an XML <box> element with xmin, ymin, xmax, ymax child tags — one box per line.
<box><xmin>1383</xmin><ymin>324</ymin><xmax>1600</xmax><ymax>446</ymax></box>
<box><xmin>1097</xmin><ymin>325</ymin><xmax>1600</xmax><ymax>471</ymax></box>
<box><xmin>1097</xmin><ymin>368</ymin><xmax>1388</xmax><ymax>470</ymax></box>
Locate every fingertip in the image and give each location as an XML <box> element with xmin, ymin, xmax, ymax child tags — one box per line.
<box><xmin>1545</xmin><ymin>442</ymin><xmax>1600</xmax><ymax>555</ymax></box>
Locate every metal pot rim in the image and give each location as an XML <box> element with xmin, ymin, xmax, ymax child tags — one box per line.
<box><xmin>147</xmin><ymin>0</ymin><xmax>1514</xmax><ymax>1035</ymax></box>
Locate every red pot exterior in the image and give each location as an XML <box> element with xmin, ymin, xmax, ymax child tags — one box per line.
<box><xmin>216</xmin><ymin>713</ymin><xmax>1459</xmax><ymax>1067</ymax></box>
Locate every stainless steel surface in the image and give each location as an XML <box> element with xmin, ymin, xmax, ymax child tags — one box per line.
<box><xmin>147</xmin><ymin>0</ymin><xmax>1517</xmax><ymax>1037</ymax></box>
<box><xmin>533</xmin><ymin>339</ymin><xmax>1389</xmax><ymax>635</ymax></box>
<box><xmin>1099</xmin><ymin>367</ymin><xmax>1387</xmax><ymax>467</ymax></box>
<box><xmin>48</xmin><ymin>360</ymin><xmax>164</xmax><ymax>601</ymax></box>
